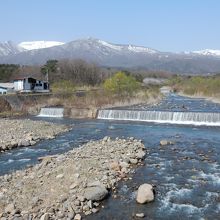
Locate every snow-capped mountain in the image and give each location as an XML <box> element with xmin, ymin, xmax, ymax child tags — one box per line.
<box><xmin>1</xmin><ymin>38</ymin><xmax>220</xmax><ymax>74</ymax></box>
<box><xmin>97</xmin><ymin>39</ymin><xmax>158</xmax><ymax>54</ymax></box>
<box><xmin>0</xmin><ymin>41</ymin><xmax>24</xmax><ymax>56</ymax></box>
<box><xmin>192</xmin><ymin>49</ymin><xmax>220</xmax><ymax>57</ymax></box>
<box><xmin>18</xmin><ymin>41</ymin><xmax>65</xmax><ymax>50</ymax></box>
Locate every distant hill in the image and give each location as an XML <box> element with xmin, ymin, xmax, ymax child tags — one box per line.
<box><xmin>0</xmin><ymin>38</ymin><xmax>220</xmax><ymax>74</ymax></box>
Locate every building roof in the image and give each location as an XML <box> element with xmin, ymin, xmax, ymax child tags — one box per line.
<box><xmin>0</xmin><ymin>83</ymin><xmax>14</xmax><ymax>89</ymax></box>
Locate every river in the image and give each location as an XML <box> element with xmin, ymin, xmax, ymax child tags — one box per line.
<box><xmin>0</xmin><ymin>94</ymin><xmax>220</xmax><ymax>219</ymax></box>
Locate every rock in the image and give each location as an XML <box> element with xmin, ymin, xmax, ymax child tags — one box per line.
<box><xmin>87</xmin><ymin>200</ymin><xmax>93</xmax><ymax>209</ymax></box>
<box><xmin>93</xmin><ymin>202</ymin><xmax>99</xmax><ymax>207</ymax></box>
<box><xmin>74</xmin><ymin>214</ymin><xmax>81</xmax><ymax>220</ymax></box>
<box><xmin>67</xmin><ymin>212</ymin><xmax>75</xmax><ymax>220</ymax></box>
<box><xmin>84</xmin><ymin>186</ymin><xmax>108</xmax><ymax>201</ymax></box>
<box><xmin>83</xmin><ymin>205</ymin><xmax>90</xmax><ymax>211</ymax></box>
<box><xmin>56</xmin><ymin>174</ymin><xmax>64</xmax><ymax>179</ymax></box>
<box><xmin>78</xmin><ymin>195</ymin><xmax>85</xmax><ymax>202</ymax></box>
<box><xmin>136</xmin><ymin>150</ymin><xmax>146</xmax><ymax>159</ymax></box>
<box><xmin>4</xmin><ymin>203</ymin><xmax>15</xmax><ymax>213</ymax></box>
<box><xmin>160</xmin><ymin>140</ymin><xmax>169</xmax><ymax>146</ymax></box>
<box><xmin>85</xmin><ymin>210</ymin><xmax>92</xmax><ymax>215</ymax></box>
<box><xmin>136</xmin><ymin>184</ymin><xmax>154</xmax><ymax>204</ymax></box>
<box><xmin>40</xmin><ymin>213</ymin><xmax>50</xmax><ymax>220</ymax></box>
<box><xmin>120</xmin><ymin>161</ymin><xmax>129</xmax><ymax>168</ymax></box>
<box><xmin>74</xmin><ymin>200</ymin><xmax>81</xmax><ymax>206</ymax></box>
<box><xmin>91</xmin><ymin>208</ymin><xmax>98</xmax><ymax>213</ymax></box>
<box><xmin>69</xmin><ymin>183</ymin><xmax>78</xmax><ymax>189</ymax></box>
<box><xmin>136</xmin><ymin>213</ymin><xmax>145</xmax><ymax>218</ymax></box>
<box><xmin>87</xmin><ymin>180</ymin><xmax>103</xmax><ymax>187</ymax></box>
<box><xmin>20</xmin><ymin>140</ymin><xmax>30</xmax><ymax>147</ymax></box>
<box><xmin>109</xmin><ymin>161</ymin><xmax>121</xmax><ymax>171</ymax></box>
<box><xmin>130</xmin><ymin>158</ymin><xmax>138</xmax><ymax>164</ymax></box>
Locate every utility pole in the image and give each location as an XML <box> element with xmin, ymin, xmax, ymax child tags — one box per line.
<box><xmin>46</xmin><ymin>68</ymin><xmax>49</xmax><ymax>82</ymax></box>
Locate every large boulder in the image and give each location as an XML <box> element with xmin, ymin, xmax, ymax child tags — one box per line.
<box><xmin>136</xmin><ymin>184</ymin><xmax>154</xmax><ymax>204</ymax></box>
<box><xmin>84</xmin><ymin>185</ymin><xmax>108</xmax><ymax>201</ymax></box>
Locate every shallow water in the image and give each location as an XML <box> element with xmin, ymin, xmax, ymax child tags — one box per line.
<box><xmin>0</xmin><ymin>95</ymin><xmax>220</xmax><ymax>219</ymax></box>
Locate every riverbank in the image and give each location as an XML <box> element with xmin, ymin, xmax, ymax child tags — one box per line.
<box><xmin>0</xmin><ymin>119</ymin><xmax>69</xmax><ymax>153</ymax></box>
<box><xmin>1</xmin><ymin>87</ymin><xmax>162</xmax><ymax>119</ymax></box>
<box><xmin>0</xmin><ymin>137</ymin><xmax>146</xmax><ymax>219</ymax></box>
<box><xmin>178</xmin><ymin>92</ymin><xmax>220</xmax><ymax>104</ymax></box>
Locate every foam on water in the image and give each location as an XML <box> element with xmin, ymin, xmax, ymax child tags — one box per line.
<box><xmin>199</xmin><ymin>171</ymin><xmax>220</xmax><ymax>185</ymax></box>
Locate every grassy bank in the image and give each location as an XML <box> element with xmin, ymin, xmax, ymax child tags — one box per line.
<box><xmin>168</xmin><ymin>75</ymin><xmax>220</xmax><ymax>102</ymax></box>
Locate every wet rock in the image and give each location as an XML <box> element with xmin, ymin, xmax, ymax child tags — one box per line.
<box><xmin>84</xmin><ymin>186</ymin><xmax>108</xmax><ymax>201</ymax></box>
<box><xmin>160</xmin><ymin>140</ymin><xmax>169</xmax><ymax>146</ymax></box>
<box><xmin>136</xmin><ymin>184</ymin><xmax>154</xmax><ymax>204</ymax></box>
<box><xmin>136</xmin><ymin>213</ymin><xmax>145</xmax><ymax>218</ymax></box>
<box><xmin>136</xmin><ymin>150</ymin><xmax>146</xmax><ymax>159</ymax></box>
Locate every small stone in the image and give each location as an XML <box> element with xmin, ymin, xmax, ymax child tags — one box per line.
<box><xmin>69</xmin><ymin>183</ymin><xmax>78</xmax><ymax>189</ymax></box>
<box><xmin>136</xmin><ymin>213</ymin><xmax>145</xmax><ymax>218</ymax></box>
<box><xmin>56</xmin><ymin>174</ymin><xmax>64</xmax><ymax>179</ymax></box>
<box><xmin>136</xmin><ymin>150</ymin><xmax>146</xmax><ymax>159</ymax></box>
<box><xmin>67</xmin><ymin>212</ymin><xmax>75</xmax><ymax>220</ymax></box>
<box><xmin>120</xmin><ymin>161</ymin><xmax>129</xmax><ymax>168</ymax></box>
<box><xmin>109</xmin><ymin>161</ymin><xmax>121</xmax><ymax>171</ymax></box>
<box><xmin>130</xmin><ymin>158</ymin><xmax>138</xmax><ymax>164</ymax></box>
<box><xmin>87</xmin><ymin>200</ymin><xmax>93</xmax><ymax>209</ymax></box>
<box><xmin>4</xmin><ymin>203</ymin><xmax>15</xmax><ymax>213</ymax></box>
<box><xmin>82</xmin><ymin>205</ymin><xmax>90</xmax><ymax>212</ymax></box>
<box><xmin>78</xmin><ymin>195</ymin><xmax>85</xmax><ymax>202</ymax></box>
<box><xmin>84</xmin><ymin>210</ymin><xmax>92</xmax><ymax>215</ymax></box>
<box><xmin>74</xmin><ymin>200</ymin><xmax>81</xmax><ymax>206</ymax></box>
<box><xmin>74</xmin><ymin>213</ymin><xmax>81</xmax><ymax>220</ymax></box>
<box><xmin>160</xmin><ymin>140</ymin><xmax>169</xmax><ymax>146</ymax></box>
<box><xmin>40</xmin><ymin>213</ymin><xmax>50</xmax><ymax>220</ymax></box>
<box><xmin>93</xmin><ymin>202</ymin><xmax>99</xmax><ymax>207</ymax></box>
<box><xmin>84</xmin><ymin>186</ymin><xmax>108</xmax><ymax>201</ymax></box>
<box><xmin>91</xmin><ymin>208</ymin><xmax>98</xmax><ymax>213</ymax></box>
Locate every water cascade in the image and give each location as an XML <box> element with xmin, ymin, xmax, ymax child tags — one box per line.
<box><xmin>98</xmin><ymin>109</ymin><xmax>220</xmax><ymax>126</ymax></box>
<box><xmin>38</xmin><ymin>107</ymin><xmax>64</xmax><ymax>118</ymax></box>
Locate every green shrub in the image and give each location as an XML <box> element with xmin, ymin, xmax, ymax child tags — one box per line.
<box><xmin>103</xmin><ymin>71</ymin><xmax>140</xmax><ymax>96</ymax></box>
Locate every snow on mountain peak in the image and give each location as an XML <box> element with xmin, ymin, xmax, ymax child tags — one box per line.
<box><xmin>0</xmin><ymin>41</ymin><xmax>24</xmax><ymax>56</ymax></box>
<box><xmin>192</xmin><ymin>49</ymin><xmax>220</xmax><ymax>56</ymax></box>
<box><xmin>98</xmin><ymin>40</ymin><xmax>123</xmax><ymax>51</ymax></box>
<box><xmin>18</xmin><ymin>41</ymin><xmax>65</xmax><ymax>50</ymax></box>
<box><xmin>127</xmin><ymin>45</ymin><xmax>157</xmax><ymax>53</ymax></box>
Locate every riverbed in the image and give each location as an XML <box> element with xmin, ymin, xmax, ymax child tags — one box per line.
<box><xmin>0</xmin><ymin>94</ymin><xmax>220</xmax><ymax>219</ymax></box>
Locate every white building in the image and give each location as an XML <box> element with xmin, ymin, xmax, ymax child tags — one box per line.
<box><xmin>0</xmin><ymin>83</ymin><xmax>14</xmax><ymax>94</ymax></box>
<box><xmin>13</xmin><ymin>77</ymin><xmax>49</xmax><ymax>93</ymax></box>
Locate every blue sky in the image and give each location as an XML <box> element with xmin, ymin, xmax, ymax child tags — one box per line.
<box><xmin>0</xmin><ymin>0</ymin><xmax>220</xmax><ymax>52</ymax></box>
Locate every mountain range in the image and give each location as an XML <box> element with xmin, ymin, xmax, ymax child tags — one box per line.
<box><xmin>0</xmin><ymin>38</ymin><xmax>220</xmax><ymax>74</ymax></box>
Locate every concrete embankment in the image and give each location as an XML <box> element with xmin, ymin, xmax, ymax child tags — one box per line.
<box><xmin>0</xmin><ymin>137</ymin><xmax>146</xmax><ymax>219</ymax></box>
<box><xmin>0</xmin><ymin>119</ymin><xmax>69</xmax><ymax>153</ymax></box>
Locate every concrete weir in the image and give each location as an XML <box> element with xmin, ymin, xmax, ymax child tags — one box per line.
<box><xmin>38</xmin><ymin>107</ymin><xmax>64</xmax><ymax>118</ymax></box>
<box><xmin>97</xmin><ymin>109</ymin><xmax>220</xmax><ymax>126</ymax></box>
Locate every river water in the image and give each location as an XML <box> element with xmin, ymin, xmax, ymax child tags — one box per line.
<box><xmin>0</xmin><ymin>95</ymin><xmax>220</xmax><ymax>219</ymax></box>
